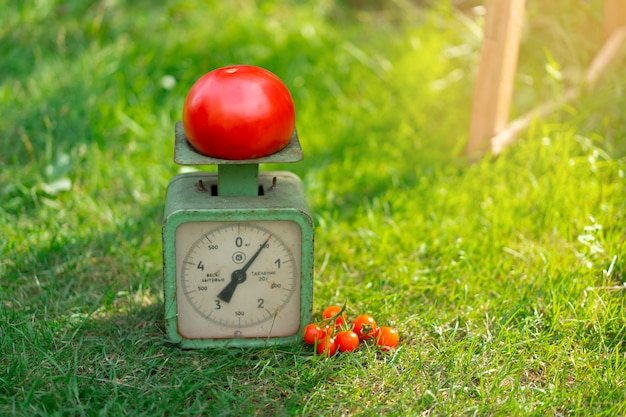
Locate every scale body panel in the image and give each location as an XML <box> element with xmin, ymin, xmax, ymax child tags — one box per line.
<box><xmin>163</xmin><ymin>171</ymin><xmax>314</xmax><ymax>348</ymax></box>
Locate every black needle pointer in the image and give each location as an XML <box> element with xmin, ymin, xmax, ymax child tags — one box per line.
<box><xmin>217</xmin><ymin>235</ymin><xmax>271</xmax><ymax>303</ymax></box>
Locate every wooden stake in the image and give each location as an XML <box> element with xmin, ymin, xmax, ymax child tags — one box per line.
<box><xmin>466</xmin><ymin>0</ymin><xmax>527</xmax><ymax>156</ymax></box>
<box><xmin>490</xmin><ymin>26</ymin><xmax>626</xmax><ymax>155</ymax></box>
<box><xmin>604</xmin><ymin>0</ymin><xmax>626</xmax><ymax>39</ymax></box>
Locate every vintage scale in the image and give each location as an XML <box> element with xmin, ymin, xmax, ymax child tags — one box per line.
<box><xmin>162</xmin><ymin>122</ymin><xmax>314</xmax><ymax>348</ymax></box>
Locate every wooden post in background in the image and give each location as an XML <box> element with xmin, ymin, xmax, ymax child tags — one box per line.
<box><xmin>466</xmin><ymin>0</ymin><xmax>526</xmax><ymax>156</ymax></box>
<box><xmin>490</xmin><ymin>1</ymin><xmax>626</xmax><ymax>155</ymax></box>
<box><xmin>604</xmin><ymin>0</ymin><xmax>626</xmax><ymax>39</ymax></box>
<box><xmin>466</xmin><ymin>0</ymin><xmax>625</xmax><ymax>158</ymax></box>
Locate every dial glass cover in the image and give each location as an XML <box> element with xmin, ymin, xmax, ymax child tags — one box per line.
<box><xmin>175</xmin><ymin>220</ymin><xmax>302</xmax><ymax>339</ymax></box>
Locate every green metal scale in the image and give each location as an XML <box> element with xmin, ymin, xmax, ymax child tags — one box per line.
<box><xmin>162</xmin><ymin>122</ymin><xmax>314</xmax><ymax>348</ymax></box>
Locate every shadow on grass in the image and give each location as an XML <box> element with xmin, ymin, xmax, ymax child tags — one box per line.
<box><xmin>75</xmin><ymin>306</ymin><xmax>331</xmax><ymax>415</ymax></box>
<box><xmin>3</xmin><ymin>291</ymin><xmax>333</xmax><ymax>415</ymax></box>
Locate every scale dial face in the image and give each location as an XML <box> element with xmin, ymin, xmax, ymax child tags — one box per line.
<box><xmin>175</xmin><ymin>220</ymin><xmax>302</xmax><ymax>339</ymax></box>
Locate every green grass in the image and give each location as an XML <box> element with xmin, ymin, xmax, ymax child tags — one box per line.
<box><xmin>2</xmin><ymin>0</ymin><xmax>625</xmax><ymax>415</ymax></box>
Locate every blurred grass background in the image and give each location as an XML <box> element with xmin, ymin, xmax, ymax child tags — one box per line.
<box><xmin>1</xmin><ymin>0</ymin><xmax>625</xmax><ymax>415</ymax></box>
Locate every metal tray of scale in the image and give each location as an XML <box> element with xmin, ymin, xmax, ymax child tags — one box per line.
<box><xmin>173</xmin><ymin>121</ymin><xmax>303</xmax><ymax>166</ymax></box>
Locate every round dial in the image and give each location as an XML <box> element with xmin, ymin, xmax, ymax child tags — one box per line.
<box><xmin>175</xmin><ymin>221</ymin><xmax>302</xmax><ymax>339</ymax></box>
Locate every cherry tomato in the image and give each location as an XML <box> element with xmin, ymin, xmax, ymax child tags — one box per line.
<box><xmin>376</xmin><ymin>326</ymin><xmax>400</xmax><ymax>351</ymax></box>
<box><xmin>321</xmin><ymin>305</ymin><xmax>347</xmax><ymax>329</ymax></box>
<box><xmin>315</xmin><ymin>336</ymin><xmax>337</xmax><ymax>357</ymax></box>
<box><xmin>319</xmin><ymin>324</ymin><xmax>333</xmax><ymax>338</ymax></box>
<box><xmin>352</xmin><ymin>314</ymin><xmax>377</xmax><ymax>340</ymax></box>
<box><xmin>302</xmin><ymin>323</ymin><xmax>323</xmax><ymax>345</ymax></box>
<box><xmin>182</xmin><ymin>65</ymin><xmax>295</xmax><ymax>160</ymax></box>
<box><xmin>335</xmin><ymin>330</ymin><xmax>359</xmax><ymax>353</ymax></box>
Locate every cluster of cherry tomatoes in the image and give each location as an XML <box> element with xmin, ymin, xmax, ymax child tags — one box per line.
<box><xmin>302</xmin><ymin>305</ymin><xmax>400</xmax><ymax>356</ymax></box>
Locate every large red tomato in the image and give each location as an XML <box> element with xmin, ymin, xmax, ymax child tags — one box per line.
<box><xmin>182</xmin><ymin>65</ymin><xmax>296</xmax><ymax>160</ymax></box>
